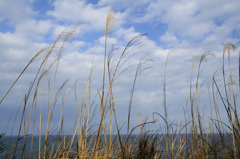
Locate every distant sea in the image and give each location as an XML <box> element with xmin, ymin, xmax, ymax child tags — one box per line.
<box><xmin>1</xmin><ymin>135</ymin><xmax>62</xmax><ymax>159</ymax></box>
<box><xmin>0</xmin><ymin>133</ymin><xmax>230</xmax><ymax>158</ymax></box>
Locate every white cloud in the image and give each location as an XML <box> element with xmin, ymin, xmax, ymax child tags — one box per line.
<box><xmin>59</xmin><ymin>51</ymin><xmax>99</xmax><ymax>78</ymax></box>
<box><xmin>114</xmin><ymin>27</ymin><xmax>139</xmax><ymax>42</ymax></box>
<box><xmin>47</xmin><ymin>0</ymin><xmax>125</xmax><ymax>31</ymax></box>
<box><xmin>0</xmin><ymin>32</ymin><xmax>28</xmax><ymax>48</ymax></box>
<box><xmin>15</xmin><ymin>19</ymin><xmax>52</xmax><ymax>40</ymax></box>
<box><xmin>160</xmin><ymin>31</ymin><xmax>179</xmax><ymax>47</ymax></box>
<box><xmin>98</xmin><ymin>35</ymin><xmax>118</xmax><ymax>46</ymax></box>
<box><xmin>51</xmin><ymin>24</ymin><xmax>77</xmax><ymax>39</ymax></box>
<box><xmin>126</xmin><ymin>0</ymin><xmax>240</xmax><ymax>48</ymax></box>
<box><xmin>0</xmin><ymin>0</ymin><xmax>239</xmax><ymax>135</ymax></box>
<box><xmin>0</xmin><ymin>0</ymin><xmax>35</xmax><ymax>25</ymax></box>
<box><xmin>97</xmin><ymin>0</ymin><xmax>149</xmax><ymax>10</ymax></box>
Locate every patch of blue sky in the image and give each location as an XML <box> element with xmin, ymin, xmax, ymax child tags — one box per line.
<box><xmin>231</xmin><ymin>29</ymin><xmax>240</xmax><ymax>43</ymax></box>
<box><xmin>133</xmin><ymin>23</ymin><xmax>168</xmax><ymax>46</ymax></box>
<box><xmin>214</xmin><ymin>17</ymin><xmax>225</xmax><ymax>26</ymax></box>
<box><xmin>31</xmin><ymin>0</ymin><xmax>54</xmax><ymax>17</ymax></box>
<box><xmin>86</xmin><ymin>0</ymin><xmax>99</xmax><ymax>5</ymax></box>
<box><xmin>80</xmin><ymin>31</ymin><xmax>103</xmax><ymax>44</ymax></box>
<box><xmin>0</xmin><ymin>19</ymin><xmax>15</xmax><ymax>33</ymax></box>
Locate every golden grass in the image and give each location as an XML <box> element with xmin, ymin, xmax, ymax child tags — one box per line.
<box><xmin>0</xmin><ymin>12</ymin><xmax>240</xmax><ymax>159</ymax></box>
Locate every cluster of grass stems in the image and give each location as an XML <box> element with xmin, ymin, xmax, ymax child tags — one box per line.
<box><xmin>0</xmin><ymin>12</ymin><xmax>240</xmax><ymax>159</ymax></box>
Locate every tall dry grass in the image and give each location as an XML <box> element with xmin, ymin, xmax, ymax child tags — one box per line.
<box><xmin>0</xmin><ymin>12</ymin><xmax>239</xmax><ymax>159</ymax></box>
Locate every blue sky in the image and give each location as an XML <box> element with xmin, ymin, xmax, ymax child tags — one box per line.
<box><xmin>0</xmin><ymin>0</ymin><xmax>240</xmax><ymax>135</ymax></box>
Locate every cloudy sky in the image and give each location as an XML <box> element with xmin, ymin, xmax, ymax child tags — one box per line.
<box><xmin>0</xmin><ymin>0</ymin><xmax>240</xmax><ymax>135</ymax></box>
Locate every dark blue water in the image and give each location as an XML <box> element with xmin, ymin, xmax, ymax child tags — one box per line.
<box><xmin>1</xmin><ymin>135</ymin><xmax>66</xmax><ymax>159</ymax></box>
<box><xmin>0</xmin><ymin>133</ymin><xmax>233</xmax><ymax>158</ymax></box>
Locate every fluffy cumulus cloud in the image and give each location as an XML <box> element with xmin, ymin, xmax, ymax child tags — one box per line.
<box><xmin>0</xmin><ymin>0</ymin><xmax>36</xmax><ymax>25</ymax></box>
<box><xmin>0</xmin><ymin>0</ymin><xmax>239</xmax><ymax>135</ymax></box>
<box><xmin>48</xmin><ymin>0</ymin><xmax>125</xmax><ymax>31</ymax></box>
<box><xmin>15</xmin><ymin>19</ymin><xmax>52</xmax><ymax>40</ymax></box>
<box><xmin>109</xmin><ymin>0</ymin><xmax>240</xmax><ymax>48</ymax></box>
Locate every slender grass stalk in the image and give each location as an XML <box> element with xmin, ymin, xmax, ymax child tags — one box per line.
<box><xmin>93</xmin><ymin>11</ymin><xmax>116</xmax><ymax>157</ymax></box>
<box><xmin>43</xmin><ymin>29</ymin><xmax>76</xmax><ymax>159</ymax></box>
<box><xmin>163</xmin><ymin>52</ymin><xmax>171</xmax><ymax>158</ymax></box>
<box><xmin>222</xmin><ymin>43</ymin><xmax>238</xmax><ymax>159</ymax></box>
